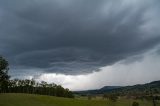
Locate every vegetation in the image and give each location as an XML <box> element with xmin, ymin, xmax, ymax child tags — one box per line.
<box><xmin>1</xmin><ymin>56</ymin><xmax>160</xmax><ymax>106</ymax></box>
<box><xmin>103</xmin><ymin>94</ymin><xmax>118</xmax><ymax>102</ymax></box>
<box><xmin>6</xmin><ymin>79</ymin><xmax>74</xmax><ymax>98</ymax></box>
<box><xmin>75</xmin><ymin>81</ymin><xmax>160</xmax><ymax>96</ymax></box>
<box><xmin>0</xmin><ymin>56</ymin><xmax>10</xmax><ymax>93</ymax></box>
<box><xmin>0</xmin><ymin>93</ymin><xmax>157</xmax><ymax>106</ymax></box>
<box><xmin>0</xmin><ymin>56</ymin><xmax>74</xmax><ymax>98</ymax></box>
<box><xmin>109</xmin><ymin>81</ymin><xmax>160</xmax><ymax>97</ymax></box>
<box><xmin>132</xmin><ymin>102</ymin><xmax>139</xmax><ymax>106</ymax></box>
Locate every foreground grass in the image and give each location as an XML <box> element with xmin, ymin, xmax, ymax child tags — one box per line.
<box><xmin>0</xmin><ymin>93</ymin><xmax>159</xmax><ymax>106</ymax></box>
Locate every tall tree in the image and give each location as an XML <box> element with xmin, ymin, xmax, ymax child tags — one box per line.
<box><xmin>0</xmin><ymin>56</ymin><xmax>10</xmax><ymax>92</ymax></box>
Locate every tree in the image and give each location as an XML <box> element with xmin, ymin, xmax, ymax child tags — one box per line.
<box><xmin>0</xmin><ymin>56</ymin><xmax>74</xmax><ymax>98</ymax></box>
<box><xmin>56</xmin><ymin>85</ymin><xmax>65</xmax><ymax>97</ymax></box>
<box><xmin>0</xmin><ymin>56</ymin><xmax>10</xmax><ymax>93</ymax></box>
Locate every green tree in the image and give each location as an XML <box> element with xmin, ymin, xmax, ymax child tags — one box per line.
<box><xmin>0</xmin><ymin>56</ymin><xmax>10</xmax><ymax>93</ymax></box>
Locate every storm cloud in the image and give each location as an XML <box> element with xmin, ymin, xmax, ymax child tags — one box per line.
<box><xmin>0</xmin><ymin>0</ymin><xmax>160</xmax><ymax>75</ymax></box>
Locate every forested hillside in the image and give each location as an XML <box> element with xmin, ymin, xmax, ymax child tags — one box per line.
<box><xmin>75</xmin><ymin>81</ymin><xmax>160</xmax><ymax>96</ymax></box>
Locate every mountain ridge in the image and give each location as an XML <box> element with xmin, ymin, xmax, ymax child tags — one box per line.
<box><xmin>74</xmin><ymin>80</ymin><xmax>160</xmax><ymax>95</ymax></box>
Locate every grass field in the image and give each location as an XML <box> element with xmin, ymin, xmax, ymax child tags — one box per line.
<box><xmin>0</xmin><ymin>93</ymin><xmax>159</xmax><ymax>106</ymax></box>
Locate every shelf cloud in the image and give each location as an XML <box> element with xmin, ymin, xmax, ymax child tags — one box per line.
<box><xmin>0</xmin><ymin>0</ymin><xmax>160</xmax><ymax>76</ymax></box>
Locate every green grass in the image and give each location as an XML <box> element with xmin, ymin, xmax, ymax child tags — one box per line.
<box><xmin>0</xmin><ymin>93</ymin><xmax>159</xmax><ymax>106</ymax></box>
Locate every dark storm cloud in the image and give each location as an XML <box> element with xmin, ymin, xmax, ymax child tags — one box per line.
<box><xmin>0</xmin><ymin>0</ymin><xmax>160</xmax><ymax>75</ymax></box>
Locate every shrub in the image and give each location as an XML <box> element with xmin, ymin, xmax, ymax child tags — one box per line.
<box><xmin>132</xmin><ymin>102</ymin><xmax>139</xmax><ymax>106</ymax></box>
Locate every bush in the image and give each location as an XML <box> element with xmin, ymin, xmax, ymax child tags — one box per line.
<box><xmin>132</xmin><ymin>102</ymin><xmax>139</xmax><ymax>106</ymax></box>
<box><xmin>110</xmin><ymin>95</ymin><xmax>118</xmax><ymax>102</ymax></box>
<box><xmin>103</xmin><ymin>94</ymin><xmax>118</xmax><ymax>102</ymax></box>
<box><xmin>88</xmin><ymin>95</ymin><xmax>92</xmax><ymax>100</ymax></box>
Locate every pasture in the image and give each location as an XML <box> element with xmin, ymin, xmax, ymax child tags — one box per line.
<box><xmin>0</xmin><ymin>93</ymin><xmax>159</xmax><ymax>106</ymax></box>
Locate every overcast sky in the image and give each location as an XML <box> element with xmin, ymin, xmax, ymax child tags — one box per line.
<box><xmin>0</xmin><ymin>0</ymin><xmax>160</xmax><ymax>90</ymax></box>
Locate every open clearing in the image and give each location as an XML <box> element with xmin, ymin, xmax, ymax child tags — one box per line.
<box><xmin>0</xmin><ymin>93</ymin><xmax>159</xmax><ymax>106</ymax></box>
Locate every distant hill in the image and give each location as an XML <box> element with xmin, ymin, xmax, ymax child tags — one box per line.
<box><xmin>74</xmin><ymin>80</ymin><xmax>160</xmax><ymax>95</ymax></box>
<box><xmin>74</xmin><ymin>86</ymin><xmax>123</xmax><ymax>95</ymax></box>
<box><xmin>110</xmin><ymin>80</ymin><xmax>160</xmax><ymax>96</ymax></box>
<box><xmin>100</xmin><ymin>86</ymin><xmax>122</xmax><ymax>91</ymax></box>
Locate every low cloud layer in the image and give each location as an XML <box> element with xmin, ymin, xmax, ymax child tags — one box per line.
<box><xmin>0</xmin><ymin>0</ymin><xmax>160</xmax><ymax>75</ymax></box>
<box><xmin>33</xmin><ymin>48</ymin><xmax>160</xmax><ymax>90</ymax></box>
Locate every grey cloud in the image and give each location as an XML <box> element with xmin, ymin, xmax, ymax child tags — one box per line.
<box><xmin>0</xmin><ymin>0</ymin><xmax>160</xmax><ymax>75</ymax></box>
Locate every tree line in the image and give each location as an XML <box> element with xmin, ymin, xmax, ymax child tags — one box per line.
<box><xmin>0</xmin><ymin>56</ymin><xmax>74</xmax><ymax>98</ymax></box>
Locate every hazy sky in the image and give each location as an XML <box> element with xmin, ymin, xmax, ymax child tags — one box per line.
<box><xmin>0</xmin><ymin>0</ymin><xmax>160</xmax><ymax>90</ymax></box>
